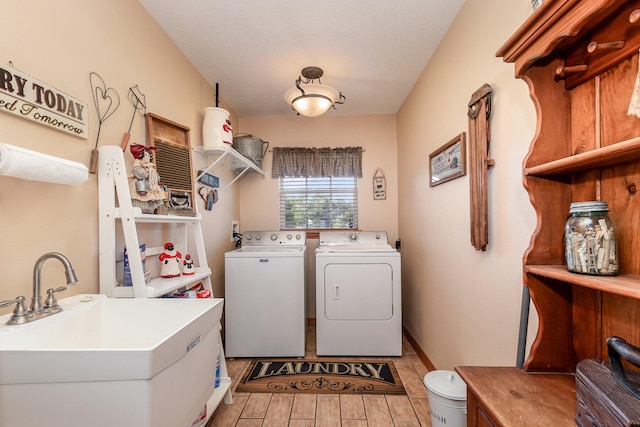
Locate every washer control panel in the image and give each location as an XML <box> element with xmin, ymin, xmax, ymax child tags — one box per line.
<box><xmin>242</xmin><ymin>230</ymin><xmax>306</xmax><ymax>246</ymax></box>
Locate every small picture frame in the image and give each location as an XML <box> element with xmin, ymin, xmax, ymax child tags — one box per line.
<box><xmin>429</xmin><ymin>132</ymin><xmax>466</xmax><ymax>187</ymax></box>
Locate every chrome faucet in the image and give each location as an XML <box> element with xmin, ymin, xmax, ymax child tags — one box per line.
<box><xmin>31</xmin><ymin>252</ymin><xmax>79</xmax><ymax>313</ymax></box>
<box><xmin>0</xmin><ymin>252</ymin><xmax>78</xmax><ymax>325</ymax></box>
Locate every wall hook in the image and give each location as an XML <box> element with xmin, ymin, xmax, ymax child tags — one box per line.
<box><xmin>555</xmin><ymin>64</ymin><xmax>588</xmax><ymax>78</ymax></box>
<box><xmin>587</xmin><ymin>41</ymin><xmax>625</xmax><ymax>53</ymax></box>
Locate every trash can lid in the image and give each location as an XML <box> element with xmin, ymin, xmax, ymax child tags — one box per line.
<box><xmin>423</xmin><ymin>370</ymin><xmax>466</xmax><ymax>400</ymax></box>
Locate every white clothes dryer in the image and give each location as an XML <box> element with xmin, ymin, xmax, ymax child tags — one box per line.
<box><xmin>225</xmin><ymin>231</ymin><xmax>306</xmax><ymax>357</ymax></box>
<box><xmin>315</xmin><ymin>231</ymin><xmax>401</xmax><ymax>356</ymax></box>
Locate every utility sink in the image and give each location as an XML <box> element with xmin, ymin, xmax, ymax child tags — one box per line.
<box><xmin>0</xmin><ymin>294</ymin><xmax>224</xmax><ymax>427</ymax></box>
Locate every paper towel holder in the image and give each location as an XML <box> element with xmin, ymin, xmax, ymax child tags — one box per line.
<box><xmin>0</xmin><ymin>142</ymin><xmax>89</xmax><ymax>186</ymax></box>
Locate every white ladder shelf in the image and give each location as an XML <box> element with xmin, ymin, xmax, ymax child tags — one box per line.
<box><xmin>98</xmin><ymin>145</ymin><xmax>212</xmax><ymax>297</ymax></box>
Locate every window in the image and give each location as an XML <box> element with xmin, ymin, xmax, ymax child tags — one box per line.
<box><xmin>273</xmin><ymin>146</ymin><xmax>362</xmax><ymax>231</ymax></box>
<box><xmin>279</xmin><ymin>176</ymin><xmax>358</xmax><ymax>229</ymax></box>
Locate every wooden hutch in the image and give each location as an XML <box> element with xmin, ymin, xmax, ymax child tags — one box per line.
<box><xmin>456</xmin><ymin>0</ymin><xmax>640</xmax><ymax>425</ymax></box>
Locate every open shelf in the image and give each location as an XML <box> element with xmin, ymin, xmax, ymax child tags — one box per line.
<box><xmin>114</xmin><ymin>208</ymin><xmax>202</xmax><ymax>223</ymax></box>
<box><xmin>193</xmin><ymin>146</ymin><xmax>265</xmax><ymax>192</ymax></box>
<box><xmin>203</xmin><ymin>377</ymin><xmax>232</xmax><ymax>424</ymax></box>
<box><xmin>525</xmin><ymin>265</ymin><xmax>640</xmax><ymax>300</ymax></box>
<box><xmin>193</xmin><ymin>146</ymin><xmax>264</xmax><ymax>174</ymax></box>
<box><xmin>524</xmin><ymin>136</ymin><xmax>640</xmax><ymax>176</ymax></box>
<box><xmin>112</xmin><ymin>268</ymin><xmax>212</xmax><ymax>298</ymax></box>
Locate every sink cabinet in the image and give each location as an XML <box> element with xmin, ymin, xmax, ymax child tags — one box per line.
<box><xmin>457</xmin><ymin>1</ymin><xmax>640</xmax><ymax>425</ymax></box>
<box><xmin>0</xmin><ymin>295</ymin><xmax>225</xmax><ymax>427</ymax></box>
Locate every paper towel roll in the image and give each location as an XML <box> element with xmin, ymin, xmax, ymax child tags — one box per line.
<box><xmin>0</xmin><ymin>142</ymin><xmax>88</xmax><ymax>185</ymax></box>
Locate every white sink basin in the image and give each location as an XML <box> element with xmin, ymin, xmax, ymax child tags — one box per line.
<box><xmin>0</xmin><ymin>294</ymin><xmax>224</xmax><ymax>427</ymax></box>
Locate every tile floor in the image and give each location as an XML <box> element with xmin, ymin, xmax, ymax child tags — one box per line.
<box><xmin>207</xmin><ymin>327</ymin><xmax>433</xmax><ymax>426</ymax></box>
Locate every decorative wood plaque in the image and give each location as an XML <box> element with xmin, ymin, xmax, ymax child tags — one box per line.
<box><xmin>468</xmin><ymin>84</ymin><xmax>494</xmax><ymax>251</ymax></box>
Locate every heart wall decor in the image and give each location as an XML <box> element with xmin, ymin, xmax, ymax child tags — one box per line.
<box><xmin>88</xmin><ymin>71</ymin><xmax>120</xmax><ymax>173</ymax></box>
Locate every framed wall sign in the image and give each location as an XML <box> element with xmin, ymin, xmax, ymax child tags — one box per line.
<box><xmin>429</xmin><ymin>132</ymin><xmax>466</xmax><ymax>187</ymax></box>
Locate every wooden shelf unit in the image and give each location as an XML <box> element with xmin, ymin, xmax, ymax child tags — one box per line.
<box><xmin>458</xmin><ymin>1</ymin><xmax>640</xmax><ymax>425</ymax></box>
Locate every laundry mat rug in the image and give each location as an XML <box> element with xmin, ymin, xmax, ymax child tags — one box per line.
<box><xmin>236</xmin><ymin>360</ymin><xmax>405</xmax><ymax>395</ymax></box>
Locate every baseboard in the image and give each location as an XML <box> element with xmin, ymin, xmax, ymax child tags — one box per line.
<box><xmin>402</xmin><ymin>326</ymin><xmax>437</xmax><ymax>371</ymax></box>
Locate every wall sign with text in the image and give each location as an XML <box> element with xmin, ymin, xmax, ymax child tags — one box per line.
<box><xmin>0</xmin><ymin>62</ymin><xmax>88</xmax><ymax>139</ymax></box>
<box><xmin>373</xmin><ymin>167</ymin><xmax>386</xmax><ymax>200</ymax></box>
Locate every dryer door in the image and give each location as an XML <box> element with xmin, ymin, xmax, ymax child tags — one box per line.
<box><xmin>323</xmin><ymin>263</ymin><xmax>393</xmax><ymax>320</ymax></box>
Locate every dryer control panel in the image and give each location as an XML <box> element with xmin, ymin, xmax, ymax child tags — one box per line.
<box><xmin>318</xmin><ymin>231</ymin><xmax>388</xmax><ymax>246</ymax></box>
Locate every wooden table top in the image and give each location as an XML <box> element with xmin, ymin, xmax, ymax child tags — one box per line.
<box><xmin>455</xmin><ymin>366</ymin><xmax>577</xmax><ymax>426</ymax></box>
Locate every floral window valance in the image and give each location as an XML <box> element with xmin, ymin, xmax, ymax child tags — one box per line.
<box><xmin>271</xmin><ymin>146</ymin><xmax>363</xmax><ymax>178</ymax></box>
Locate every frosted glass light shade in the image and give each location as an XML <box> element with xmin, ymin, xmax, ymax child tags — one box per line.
<box><xmin>284</xmin><ymin>83</ymin><xmax>340</xmax><ymax>117</ymax></box>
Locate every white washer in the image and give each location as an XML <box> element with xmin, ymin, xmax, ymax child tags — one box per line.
<box><xmin>225</xmin><ymin>230</ymin><xmax>306</xmax><ymax>357</ymax></box>
<box><xmin>316</xmin><ymin>231</ymin><xmax>402</xmax><ymax>356</ymax></box>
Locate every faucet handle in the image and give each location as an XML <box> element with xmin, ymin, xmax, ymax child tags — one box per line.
<box><xmin>0</xmin><ymin>296</ymin><xmax>30</xmax><ymax>325</ymax></box>
<box><xmin>1</xmin><ymin>296</ymin><xmax>18</xmax><ymax>307</ymax></box>
<box><xmin>44</xmin><ymin>286</ymin><xmax>68</xmax><ymax>310</ymax></box>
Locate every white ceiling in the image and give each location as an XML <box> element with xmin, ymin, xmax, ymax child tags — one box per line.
<box><xmin>138</xmin><ymin>0</ymin><xmax>465</xmax><ymax>118</ymax></box>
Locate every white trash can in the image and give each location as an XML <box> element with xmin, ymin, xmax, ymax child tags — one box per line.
<box><xmin>423</xmin><ymin>370</ymin><xmax>467</xmax><ymax>427</ymax></box>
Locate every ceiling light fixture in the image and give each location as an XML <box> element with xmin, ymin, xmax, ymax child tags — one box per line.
<box><xmin>284</xmin><ymin>66</ymin><xmax>346</xmax><ymax>117</ymax></box>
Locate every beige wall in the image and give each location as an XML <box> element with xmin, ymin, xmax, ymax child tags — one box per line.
<box><xmin>237</xmin><ymin>115</ymin><xmax>399</xmax><ymax>316</ymax></box>
<box><xmin>0</xmin><ymin>0</ymin><xmax>239</xmax><ymax>312</ymax></box>
<box><xmin>397</xmin><ymin>0</ymin><xmax>538</xmax><ymax>369</ymax></box>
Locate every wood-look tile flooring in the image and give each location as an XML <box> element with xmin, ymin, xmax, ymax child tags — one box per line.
<box><xmin>208</xmin><ymin>327</ymin><xmax>433</xmax><ymax>426</ymax></box>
